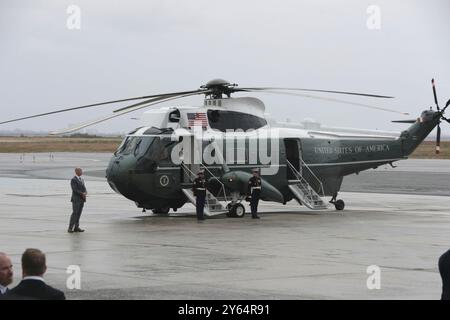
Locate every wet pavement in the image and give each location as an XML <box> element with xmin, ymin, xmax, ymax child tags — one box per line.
<box><xmin>0</xmin><ymin>153</ymin><xmax>449</xmax><ymax>299</ymax></box>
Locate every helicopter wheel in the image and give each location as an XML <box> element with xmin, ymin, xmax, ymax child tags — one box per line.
<box><xmin>334</xmin><ymin>200</ymin><xmax>345</xmax><ymax>211</ymax></box>
<box><xmin>227</xmin><ymin>203</ymin><xmax>245</xmax><ymax>218</ymax></box>
<box><xmin>234</xmin><ymin>204</ymin><xmax>245</xmax><ymax>218</ymax></box>
<box><xmin>152</xmin><ymin>207</ymin><xmax>170</xmax><ymax>214</ymax></box>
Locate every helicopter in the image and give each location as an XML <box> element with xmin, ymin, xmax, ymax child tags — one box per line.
<box><xmin>1</xmin><ymin>78</ymin><xmax>449</xmax><ymax>217</ymax></box>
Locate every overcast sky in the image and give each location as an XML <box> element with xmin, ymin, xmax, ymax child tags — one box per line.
<box><xmin>1</xmin><ymin>0</ymin><xmax>449</xmax><ymax>135</ymax></box>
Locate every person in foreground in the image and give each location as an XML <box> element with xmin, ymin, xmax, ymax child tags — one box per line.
<box><xmin>0</xmin><ymin>252</ymin><xmax>13</xmax><ymax>296</ymax></box>
<box><xmin>439</xmin><ymin>249</ymin><xmax>450</xmax><ymax>300</ymax></box>
<box><xmin>8</xmin><ymin>248</ymin><xmax>65</xmax><ymax>300</ymax></box>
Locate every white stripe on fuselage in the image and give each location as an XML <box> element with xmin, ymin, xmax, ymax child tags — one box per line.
<box><xmin>157</xmin><ymin>158</ymin><xmax>404</xmax><ymax>170</ymax></box>
<box><xmin>307</xmin><ymin>158</ymin><xmax>404</xmax><ymax>167</ymax></box>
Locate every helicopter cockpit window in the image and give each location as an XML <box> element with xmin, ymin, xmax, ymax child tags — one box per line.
<box><xmin>115</xmin><ymin>137</ymin><xmax>129</xmax><ymax>155</ymax></box>
<box><xmin>133</xmin><ymin>138</ymin><xmax>142</xmax><ymax>157</ymax></box>
<box><xmin>207</xmin><ymin>110</ymin><xmax>267</xmax><ymax>132</ymax></box>
<box><xmin>135</xmin><ymin>136</ymin><xmax>176</xmax><ymax>172</ymax></box>
<box><xmin>159</xmin><ymin>137</ymin><xmax>176</xmax><ymax>162</ymax></box>
<box><xmin>122</xmin><ymin>137</ymin><xmax>140</xmax><ymax>155</ymax></box>
<box><xmin>116</xmin><ymin>134</ymin><xmax>170</xmax><ymax>158</ymax></box>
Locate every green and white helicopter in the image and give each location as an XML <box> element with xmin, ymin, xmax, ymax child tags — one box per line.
<box><xmin>2</xmin><ymin>79</ymin><xmax>448</xmax><ymax>217</ymax></box>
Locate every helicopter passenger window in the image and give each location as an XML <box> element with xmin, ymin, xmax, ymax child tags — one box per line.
<box><xmin>207</xmin><ymin>110</ymin><xmax>267</xmax><ymax>132</ymax></box>
<box><xmin>168</xmin><ymin>110</ymin><xmax>180</xmax><ymax>122</ymax></box>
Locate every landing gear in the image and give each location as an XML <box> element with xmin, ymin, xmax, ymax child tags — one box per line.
<box><xmin>152</xmin><ymin>207</ymin><xmax>170</xmax><ymax>214</ymax></box>
<box><xmin>234</xmin><ymin>203</ymin><xmax>246</xmax><ymax>218</ymax></box>
<box><xmin>334</xmin><ymin>199</ymin><xmax>345</xmax><ymax>211</ymax></box>
<box><xmin>226</xmin><ymin>203</ymin><xmax>245</xmax><ymax>218</ymax></box>
<box><xmin>329</xmin><ymin>193</ymin><xmax>345</xmax><ymax>211</ymax></box>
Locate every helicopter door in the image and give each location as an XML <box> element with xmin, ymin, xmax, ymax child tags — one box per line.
<box><xmin>181</xmin><ymin>135</ymin><xmax>201</xmax><ymax>183</ymax></box>
<box><xmin>284</xmin><ymin>138</ymin><xmax>302</xmax><ymax>179</ymax></box>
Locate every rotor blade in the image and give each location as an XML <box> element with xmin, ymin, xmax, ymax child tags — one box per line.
<box><xmin>443</xmin><ymin>98</ymin><xmax>450</xmax><ymax>112</ymax></box>
<box><xmin>49</xmin><ymin>92</ymin><xmax>210</xmax><ymax>135</ymax></box>
<box><xmin>239</xmin><ymin>89</ymin><xmax>409</xmax><ymax>115</ymax></box>
<box><xmin>391</xmin><ymin>120</ymin><xmax>417</xmax><ymax>123</ymax></box>
<box><xmin>436</xmin><ymin>124</ymin><xmax>441</xmax><ymax>154</ymax></box>
<box><xmin>239</xmin><ymin>87</ymin><xmax>394</xmax><ymax>99</ymax></box>
<box><xmin>0</xmin><ymin>90</ymin><xmax>204</xmax><ymax>125</ymax></box>
<box><xmin>113</xmin><ymin>90</ymin><xmax>208</xmax><ymax>113</ymax></box>
<box><xmin>432</xmin><ymin>78</ymin><xmax>440</xmax><ymax>111</ymax></box>
<box><xmin>111</xmin><ymin>94</ymin><xmax>179</xmax><ymax>113</ymax></box>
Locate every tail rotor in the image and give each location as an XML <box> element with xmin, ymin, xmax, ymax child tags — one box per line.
<box><xmin>430</xmin><ymin>79</ymin><xmax>450</xmax><ymax>154</ymax></box>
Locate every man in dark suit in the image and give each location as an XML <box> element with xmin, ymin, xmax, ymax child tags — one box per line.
<box><xmin>0</xmin><ymin>252</ymin><xmax>13</xmax><ymax>296</ymax></box>
<box><xmin>69</xmin><ymin>167</ymin><xmax>87</xmax><ymax>233</ymax></box>
<box><xmin>8</xmin><ymin>248</ymin><xmax>65</xmax><ymax>300</ymax></box>
<box><xmin>439</xmin><ymin>249</ymin><xmax>450</xmax><ymax>300</ymax></box>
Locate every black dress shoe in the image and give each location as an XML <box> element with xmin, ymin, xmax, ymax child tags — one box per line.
<box><xmin>67</xmin><ymin>229</ymin><xmax>74</xmax><ymax>233</ymax></box>
<box><xmin>252</xmin><ymin>215</ymin><xmax>260</xmax><ymax>219</ymax></box>
<box><xmin>74</xmin><ymin>228</ymin><xmax>85</xmax><ymax>232</ymax></box>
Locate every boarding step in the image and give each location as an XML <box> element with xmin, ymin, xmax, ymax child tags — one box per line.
<box><xmin>181</xmin><ymin>188</ymin><xmax>226</xmax><ymax>216</ymax></box>
<box><xmin>288</xmin><ymin>184</ymin><xmax>328</xmax><ymax>210</ymax></box>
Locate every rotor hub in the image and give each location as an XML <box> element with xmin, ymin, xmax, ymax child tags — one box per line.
<box><xmin>201</xmin><ymin>78</ymin><xmax>238</xmax><ymax>98</ymax></box>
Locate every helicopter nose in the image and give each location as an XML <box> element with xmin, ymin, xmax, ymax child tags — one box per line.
<box><xmin>108</xmin><ymin>169</ymin><xmax>132</xmax><ymax>196</ymax></box>
<box><xmin>106</xmin><ymin>156</ymin><xmax>130</xmax><ymax>194</ymax></box>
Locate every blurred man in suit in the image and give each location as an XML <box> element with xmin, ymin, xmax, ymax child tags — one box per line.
<box><xmin>439</xmin><ymin>249</ymin><xmax>450</xmax><ymax>300</ymax></box>
<box><xmin>0</xmin><ymin>252</ymin><xmax>13</xmax><ymax>296</ymax></box>
<box><xmin>68</xmin><ymin>167</ymin><xmax>87</xmax><ymax>233</ymax></box>
<box><xmin>8</xmin><ymin>248</ymin><xmax>65</xmax><ymax>300</ymax></box>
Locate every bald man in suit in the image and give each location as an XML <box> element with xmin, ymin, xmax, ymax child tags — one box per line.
<box><xmin>68</xmin><ymin>167</ymin><xmax>87</xmax><ymax>233</ymax></box>
<box><xmin>0</xmin><ymin>252</ymin><xmax>13</xmax><ymax>296</ymax></box>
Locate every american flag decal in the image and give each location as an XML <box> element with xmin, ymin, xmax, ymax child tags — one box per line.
<box><xmin>187</xmin><ymin>112</ymin><xmax>208</xmax><ymax>128</ymax></box>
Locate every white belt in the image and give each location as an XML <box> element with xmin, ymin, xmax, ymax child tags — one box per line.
<box><xmin>196</xmin><ymin>188</ymin><xmax>206</xmax><ymax>190</ymax></box>
<box><xmin>251</xmin><ymin>187</ymin><xmax>261</xmax><ymax>191</ymax></box>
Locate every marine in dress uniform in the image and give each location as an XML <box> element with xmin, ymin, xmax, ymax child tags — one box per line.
<box><xmin>248</xmin><ymin>169</ymin><xmax>262</xmax><ymax>219</ymax></box>
<box><xmin>193</xmin><ymin>171</ymin><xmax>207</xmax><ymax>221</ymax></box>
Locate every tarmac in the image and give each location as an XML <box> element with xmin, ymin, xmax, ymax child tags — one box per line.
<box><xmin>0</xmin><ymin>152</ymin><xmax>449</xmax><ymax>299</ymax></box>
